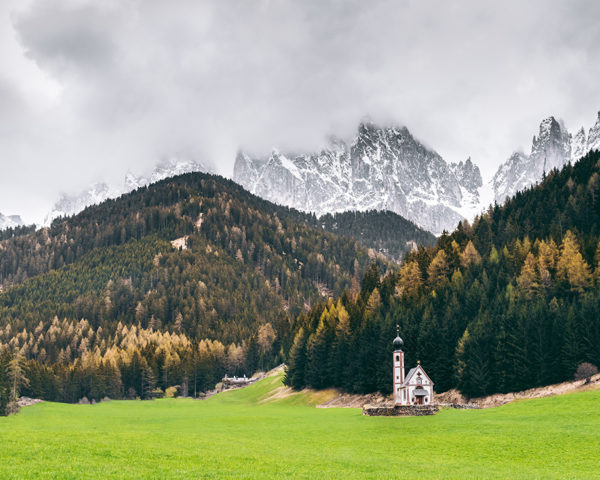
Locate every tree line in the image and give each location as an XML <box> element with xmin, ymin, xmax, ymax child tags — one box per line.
<box><xmin>0</xmin><ymin>317</ymin><xmax>283</xmax><ymax>414</ymax></box>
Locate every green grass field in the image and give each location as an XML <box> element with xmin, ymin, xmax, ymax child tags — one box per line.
<box><xmin>1</xmin><ymin>373</ymin><xmax>599</xmax><ymax>479</ymax></box>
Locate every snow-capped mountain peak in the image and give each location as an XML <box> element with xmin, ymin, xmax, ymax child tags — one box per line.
<box><xmin>491</xmin><ymin>111</ymin><xmax>600</xmax><ymax>204</ymax></box>
<box><xmin>234</xmin><ymin>122</ymin><xmax>483</xmax><ymax>235</ymax></box>
<box><xmin>492</xmin><ymin>115</ymin><xmax>570</xmax><ymax>204</ymax></box>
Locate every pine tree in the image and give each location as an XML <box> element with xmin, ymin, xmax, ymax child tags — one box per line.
<box><xmin>0</xmin><ymin>348</ymin><xmax>12</xmax><ymax>415</ymax></box>
<box><xmin>517</xmin><ymin>252</ymin><xmax>540</xmax><ymax>298</ymax></box>
<box><xmin>537</xmin><ymin>239</ymin><xmax>558</xmax><ymax>290</ymax></box>
<box><xmin>305</xmin><ymin>309</ymin><xmax>335</xmax><ymax>389</ymax></box>
<box><xmin>365</xmin><ymin>288</ymin><xmax>382</xmax><ymax>316</ymax></box>
<box><xmin>283</xmin><ymin>328</ymin><xmax>308</xmax><ymax>389</ymax></box>
<box><xmin>460</xmin><ymin>241</ymin><xmax>482</xmax><ymax>268</ymax></box>
<box><xmin>360</xmin><ymin>264</ymin><xmax>381</xmax><ymax>299</ymax></box>
<box><xmin>561</xmin><ymin>307</ymin><xmax>581</xmax><ymax>378</ymax></box>
<box><xmin>330</xmin><ymin>304</ymin><xmax>351</xmax><ymax>390</ymax></box>
<box><xmin>556</xmin><ymin>231</ymin><xmax>592</xmax><ymax>294</ymax></box>
<box><xmin>427</xmin><ymin>250</ymin><xmax>449</xmax><ymax>287</ymax></box>
<box><xmin>141</xmin><ymin>364</ymin><xmax>157</xmax><ymax>399</ymax></box>
<box><xmin>395</xmin><ymin>261</ymin><xmax>422</xmax><ymax>298</ymax></box>
<box><xmin>174</xmin><ymin>312</ymin><xmax>184</xmax><ymax>334</ymax></box>
<box><xmin>7</xmin><ymin>351</ymin><xmax>29</xmax><ymax>406</ymax></box>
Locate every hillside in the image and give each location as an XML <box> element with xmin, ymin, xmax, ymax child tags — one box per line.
<box><xmin>0</xmin><ymin>172</ymin><xmax>399</xmax><ymax>409</ymax></box>
<box><xmin>1</xmin><ymin>372</ymin><xmax>599</xmax><ymax>479</ymax></box>
<box><xmin>285</xmin><ymin>150</ymin><xmax>600</xmax><ymax>398</ymax></box>
<box><xmin>318</xmin><ymin>210</ymin><xmax>436</xmax><ymax>261</ymax></box>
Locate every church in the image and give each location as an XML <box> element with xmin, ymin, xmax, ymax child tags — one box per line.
<box><xmin>392</xmin><ymin>327</ymin><xmax>434</xmax><ymax>406</ymax></box>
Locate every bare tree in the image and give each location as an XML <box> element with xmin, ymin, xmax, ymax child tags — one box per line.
<box><xmin>574</xmin><ymin>362</ymin><xmax>599</xmax><ymax>383</ymax></box>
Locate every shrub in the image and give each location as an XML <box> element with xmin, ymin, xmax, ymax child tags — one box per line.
<box><xmin>574</xmin><ymin>363</ymin><xmax>599</xmax><ymax>382</ymax></box>
<box><xmin>164</xmin><ymin>386</ymin><xmax>178</xmax><ymax>398</ymax></box>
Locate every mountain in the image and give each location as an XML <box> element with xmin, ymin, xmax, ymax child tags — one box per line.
<box><xmin>0</xmin><ymin>213</ymin><xmax>23</xmax><ymax>230</ymax></box>
<box><xmin>233</xmin><ymin>113</ymin><xmax>600</xmax><ymax>237</ymax></box>
<box><xmin>44</xmin><ymin>158</ymin><xmax>212</xmax><ymax>225</ymax></box>
<box><xmin>234</xmin><ymin>122</ymin><xmax>483</xmax><ymax>236</ymax></box>
<box><xmin>492</xmin><ymin>111</ymin><xmax>600</xmax><ymax>204</ymax></box>
<box><xmin>587</xmin><ymin>111</ymin><xmax>600</xmax><ymax>153</ymax></box>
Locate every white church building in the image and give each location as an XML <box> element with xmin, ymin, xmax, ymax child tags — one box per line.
<box><xmin>392</xmin><ymin>327</ymin><xmax>434</xmax><ymax>406</ymax></box>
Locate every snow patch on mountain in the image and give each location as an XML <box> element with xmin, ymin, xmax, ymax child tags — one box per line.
<box><xmin>0</xmin><ymin>213</ymin><xmax>24</xmax><ymax>230</ymax></box>
<box><xmin>571</xmin><ymin>127</ymin><xmax>587</xmax><ymax>162</ymax></box>
<box><xmin>588</xmin><ymin>111</ymin><xmax>600</xmax><ymax>153</ymax></box>
<box><xmin>44</xmin><ymin>158</ymin><xmax>211</xmax><ymax>225</ymax></box>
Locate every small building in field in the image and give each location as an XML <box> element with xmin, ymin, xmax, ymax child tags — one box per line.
<box><xmin>392</xmin><ymin>327</ymin><xmax>434</xmax><ymax>406</ymax></box>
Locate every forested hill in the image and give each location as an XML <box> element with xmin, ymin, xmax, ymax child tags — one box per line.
<box><xmin>0</xmin><ymin>174</ymin><xmax>315</xmax><ymax>288</ymax></box>
<box><xmin>0</xmin><ymin>170</ymin><xmax>394</xmax><ymax>330</ymax></box>
<box><xmin>0</xmin><ymin>176</ymin><xmax>431</xmax><ymax>291</ymax></box>
<box><xmin>318</xmin><ymin>210</ymin><xmax>436</xmax><ymax>261</ymax></box>
<box><xmin>285</xmin><ymin>150</ymin><xmax>600</xmax><ymax>398</ymax></box>
<box><xmin>1</xmin><ymin>172</ymin><xmax>401</xmax><ymax>409</ymax></box>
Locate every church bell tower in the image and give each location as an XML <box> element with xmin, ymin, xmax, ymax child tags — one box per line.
<box><xmin>392</xmin><ymin>325</ymin><xmax>405</xmax><ymax>405</ymax></box>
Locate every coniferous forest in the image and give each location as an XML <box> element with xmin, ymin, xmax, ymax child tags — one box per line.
<box><xmin>318</xmin><ymin>210</ymin><xmax>436</xmax><ymax>261</ymax></box>
<box><xmin>285</xmin><ymin>150</ymin><xmax>600</xmax><ymax>398</ymax></box>
<box><xmin>0</xmin><ymin>173</ymin><xmax>401</xmax><ymax>413</ymax></box>
<box><xmin>2</xmin><ymin>151</ymin><xmax>600</xmax><ymax>414</ymax></box>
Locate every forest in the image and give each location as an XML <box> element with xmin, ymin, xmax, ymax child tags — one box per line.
<box><xmin>0</xmin><ymin>172</ymin><xmax>409</xmax><ymax>414</ymax></box>
<box><xmin>318</xmin><ymin>210</ymin><xmax>436</xmax><ymax>261</ymax></box>
<box><xmin>285</xmin><ymin>150</ymin><xmax>600</xmax><ymax>398</ymax></box>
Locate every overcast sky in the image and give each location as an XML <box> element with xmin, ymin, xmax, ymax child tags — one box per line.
<box><xmin>1</xmin><ymin>0</ymin><xmax>600</xmax><ymax>223</ymax></box>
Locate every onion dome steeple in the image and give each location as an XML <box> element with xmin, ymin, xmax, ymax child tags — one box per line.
<box><xmin>393</xmin><ymin>324</ymin><xmax>404</xmax><ymax>351</ymax></box>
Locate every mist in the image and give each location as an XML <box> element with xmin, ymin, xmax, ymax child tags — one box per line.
<box><xmin>1</xmin><ymin>0</ymin><xmax>600</xmax><ymax>222</ymax></box>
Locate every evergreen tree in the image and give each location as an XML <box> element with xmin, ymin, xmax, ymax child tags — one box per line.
<box><xmin>283</xmin><ymin>328</ymin><xmax>308</xmax><ymax>390</ymax></box>
<box><xmin>557</xmin><ymin>231</ymin><xmax>592</xmax><ymax>294</ymax></box>
<box><xmin>7</xmin><ymin>351</ymin><xmax>29</xmax><ymax>405</ymax></box>
<box><xmin>427</xmin><ymin>250</ymin><xmax>449</xmax><ymax>287</ymax></box>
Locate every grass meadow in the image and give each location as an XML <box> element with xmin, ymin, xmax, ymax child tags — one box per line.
<box><xmin>1</xmin><ymin>373</ymin><xmax>599</xmax><ymax>479</ymax></box>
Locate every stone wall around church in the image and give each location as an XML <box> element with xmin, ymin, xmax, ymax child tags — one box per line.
<box><xmin>362</xmin><ymin>404</ymin><xmax>439</xmax><ymax>416</ymax></box>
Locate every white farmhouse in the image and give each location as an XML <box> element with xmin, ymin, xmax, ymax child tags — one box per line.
<box><xmin>392</xmin><ymin>326</ymin><xmax>434</xmax><ymax>406</ymax></box>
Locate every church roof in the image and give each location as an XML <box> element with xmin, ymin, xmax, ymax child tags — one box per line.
<box><xmin>404</xmin><ymin>368</ymin><xmax>418</xmax><ymax>384</ymax></box>
<box><xmin>403</xmin><ymin>364</ymin><xmax>434</xmax><ymax>386</ymax></box>
<box><xmin>413</xmin><ymin>388</ymin><xmax>428</xmax><ymax>396</ymax></box>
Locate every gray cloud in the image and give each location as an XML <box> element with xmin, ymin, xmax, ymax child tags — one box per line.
<box><xmin>1</xmin><ymin>0</ymin><xmax>600</xmax><ymax>222</ymax></box>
